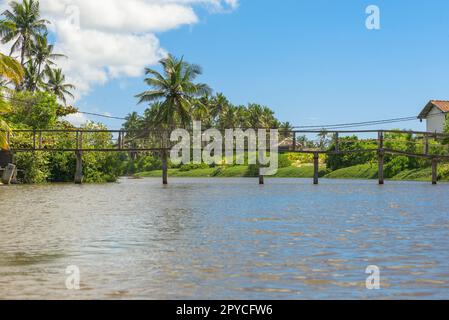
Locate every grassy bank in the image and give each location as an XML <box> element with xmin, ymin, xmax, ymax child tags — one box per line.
<box><xmin>135</xmin><ymin>163</ymin><xmax>449</xmax><ymax>182</ymax></box>
<box><xmin>135</xmin><ymin>165</ymin><xmax>329</xmax><ymax>179</ymax></box>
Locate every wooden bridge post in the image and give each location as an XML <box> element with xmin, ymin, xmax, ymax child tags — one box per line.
<box><xmin>424</xmin><ymin>134</ymin><xmax>429</xmax><ymax>155</ymax></box>
<box><xmin>162</xmin><ymin>149</ymin><xmax>168</xmax><ymax>185</ymax></box>
<box><xmin>118</xmin><ymin>131</ymin><xmax>122</xmax><ymax>150</ymax></box>
<box><xmin>74</xmin><ymin>130</ymin><xmax>84</xmax><ymax>184</ymax></box>
<box><xmin>1</xmin><ymin>163</ymin><xmax>16</xmax><ymax>185</ymax></box>
<box><xmin>74</xmin><ymin>151</ymin><xmax>83</xmax><ymax>184</ymax></box>
<box><xmin>33</xmin><ymin>129</ymin><xmax>36</xmax><ymax>150</ymax></box>
<box><xmin>259</xmin><ymin>173</ymin><xmax>264</xmax><ymax>185</ymax></box>
<box><xmin>335</xmin><ymin>133</ymin><xmax>340</xmax><ymax>152</ymax></box>
<box><xmin>38</xmin><ymin>131</ymin><xmax>43</xmax><ymax>150</ymax></box>
<box><xmin>292</xmin><ymin>132</ymin><xmax>297</xmax><ymax>151</ymax></box>
<box><xmin>432</xmin><ymin>158</ymin><xmax>438</xmax><ymax>185</ymax></box>
<box><xmin>313</xmin><ymin>152</ymin><xmax>319</xmax><ymax>185</ymax></box>
<box><xmin>378</xmin><ymin>150</ymin><xmax>385</xmax><ymax>185</ymax></box>
<box><xmin>378</xmin><ymin>131</ymin><xmax>384</xmax><ymax>149</ymax></box>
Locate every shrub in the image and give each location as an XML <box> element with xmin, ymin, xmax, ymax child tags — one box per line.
<box><xmin>14</xmin><ymin>152</ymin><xmax>50</xmax><ymax>183</ymax></box>
<box><xmin>384</xmin><ymin>156</ymin><xmax>409</xmax><ymax>178</ymax></box>
<box><xmin>179</xmin><ymin>163</ymin><xmax>210</xmax><ymax>172</ymax></box>
<box><xmin>278</xmin><ymin>154</ymin><xmax>292</xmax><ymax>168</ymax></box>
<box><xmin>326</xmin><ymin>136</ymin><xmax>377</xmax><ymax>171</ymax></box>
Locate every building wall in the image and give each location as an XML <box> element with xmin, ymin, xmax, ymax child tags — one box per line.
<box><xmin>426</xmin><ymin>107</ymin><xmax>446</xmax><ymax>133</ymax></box>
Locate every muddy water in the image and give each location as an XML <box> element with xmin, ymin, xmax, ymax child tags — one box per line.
<box><xmin>0</xmin><ymin>178</ymin><xmax>448</xmax><ymax>299</ymax></box>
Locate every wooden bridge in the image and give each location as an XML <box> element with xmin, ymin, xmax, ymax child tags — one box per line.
<box><xmin>2</xmin><ymin>128</ymin><xmax>449</xmax><ymax>185</ymax></box>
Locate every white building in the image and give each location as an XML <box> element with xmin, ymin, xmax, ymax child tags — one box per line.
<box><xmin>418</xmin><ymin>100</ymin><xmax>449</xmax><ymax>133</ymax></box>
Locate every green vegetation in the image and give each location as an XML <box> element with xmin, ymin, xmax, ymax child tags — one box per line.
<box><xmin>2</xmin><ymin>1</ymin><xmax>449</xmax><ymax>185</ymax></box>
<box><xmin>324</xmin><ymin>164</ymin><xmax>378</xmax><ymax>180</ymax></box>
<box><xmin>0</xmin><ymin>0</ymin><xmax>121</xmax><ymax>183</ymax></box>
<box><xmin>136</xmin><ymin>164</ymin><xmax>328</xmax><ymax>179</ymax></box>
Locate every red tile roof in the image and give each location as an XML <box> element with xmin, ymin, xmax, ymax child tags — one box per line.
<box><xmin>418</xmin><ymin>100</ymin><xmax>449</xmax><ymax>118</ymax></box>
<box><xmin>430</xmin><ymin>100</ymin><xmax>449</xmax><ymax>113</ymax></box>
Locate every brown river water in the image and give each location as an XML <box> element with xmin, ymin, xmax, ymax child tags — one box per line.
<box><xmin>0</xmin><ymin>178</ymin><xmax>448</xmax><ymax>299</ymax></box>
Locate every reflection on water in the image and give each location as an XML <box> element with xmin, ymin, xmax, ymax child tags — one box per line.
<box><xmin>0</xmin><ymin>178</ymin><xmax>448</xmax><ymax>299</ymax></box>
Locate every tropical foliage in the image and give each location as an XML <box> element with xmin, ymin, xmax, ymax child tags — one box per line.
<box><xmin>136</xmin><ymin>54</ymin><xmax>212</xmax><ymax>129</ymax></box>
<box><xmin>0</xmin><ymin>0</ymin><xmax>117</xmax><ymax>184</ymax></box>
<box><xmin>0</xmin><ymin>52</ymin><xmax>24</xmax><ymax>150</ymax></box>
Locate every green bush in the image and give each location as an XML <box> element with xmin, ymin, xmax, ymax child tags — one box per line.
<box><xmin>14</xmin><ymin>152</ymin><xmax>50</xmax><ymax>183</ymax></box>
<box><xmin>326</xmin><ymin>136</ymin><xmax>377</xmax><ymax>171</ymax></box>
<box><xmin>384</xmin><ymin>156</ymin><xmax>410</xmax><ymax>178</ymax></box>
<box><xmin>47</xmin><ymin>152</ymin><xmax>75</xmax><ymax>182</ymax></box>
<box><xmin>179</xmin><ymin>163</ymin><xmax>210</xmax><ymax>172</ymax></box>
<box><xmin>8</xmin><ymin>91</ymin><xmax>59</xmax><ymax>129</ymax></box>
<box><xmin>278</xmin><ymin>154</ymin><xmax>292</xmax><ymax>168</ymax></box>
<box><xmin>137</xmin><ymin>155</ymin><xmax>163</xmax><ymax>172</ymax></box>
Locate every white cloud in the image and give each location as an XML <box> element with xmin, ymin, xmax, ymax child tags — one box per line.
<box><xmin>62</xmin><ymin>112</ymin><xmax>89</xmax><ymax>126</ymax></box>
<box><xmin>0</xmin><ymin>0</ymin><xmax>239</xmax><ymax>101</ymax></box>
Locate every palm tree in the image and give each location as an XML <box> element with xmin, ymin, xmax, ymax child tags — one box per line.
<box><xmin>0</xmin><ymin>0</ymin><xmax>49</xmax><ymax>65</ymax></box>
<box><xmin>260</xmin><ymin>106</ymin><xmax>277</xmax><ymax>129</ymax></box>
<box><xmin>279</xmin><ymin>122</ymin><xmax>294</xmax><ymax>139</ymax></box>
<box><xmin>22</xmin><ymin>61</ymin><xmax>39</xmax><ymax>91</ymax></box>
<box><xmin>248</xmin><ymin>104</ymin><xmax>277</xmax><ymax>128</ymax></box>
<box><xmin>0</xmin><ymin>52</ymin><xmax>24</xmax><ymax>86</ymax></box>
<box><xmin>136</xmin><ymin>54</ymin><xmax>212</xmax><ymax>129</ymax></box>
<box><xmin>317</xmin><ymin>130</ymin><xmax>329</xmax><ymax>149</ymax></box>
<box><xmin>234</xmin><ymin>105</ymin><xmax>249</xmax><ymax>128</ymax></box>
<box><xmin>44</xmin><ymin>68</ymin><xmax>75</xmax><ymax>105</ymax></box>
<box><xmin>0</xmin><ymin>99</ymin><xmax>12</xmax><ymax>150</ymax></box>
<box><xmin>28</xmin><ymin>34</ymin><xmax>66</xmax><ymax>89</ymax></box>
<box><xmin>0</xmin><ymin>53</ymin><xmax>23</xmax><ymax>150</ymax></box>
<box><xmin>123</xmin><ymin>111</ymin><xmax>142</xmax><ymax>132</ymax></box>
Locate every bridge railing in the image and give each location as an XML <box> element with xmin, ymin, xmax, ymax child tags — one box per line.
<box><xmin>2</xmin><ymin>128</ymin><xmax>449</xmax><ymax>155</ymax></box>
<box><xmin>2</xmin><ymin>128</ymin><xmax>449</xmax><ymax>185</ymax></box>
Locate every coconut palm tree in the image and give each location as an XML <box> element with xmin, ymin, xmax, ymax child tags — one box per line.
<box><xmin>0</xmin><ymin>53</ymin><xmax>23</xmax><ymax>150</ymax></box>
<box><xmin>0</xmin><ymin>0</ymin><xmax>49</xmax><ymax>66</ymax></box>
<box><xmin>0</xmin><ymin>52</ymin><xmax>24</xmax><ymax>86</ymax></box>
<box><xmin>136</xmin><ymin>54</ymin><xmax>212</xmax><ymax>129</ymax></box>
<box><xmin>28</xmin><ymin>33</ymin><xmax>66</xmax><ymax>89</ymax></box>
<box><xmin>0</xmin><ymin>99</ymin><xmax>12</xmax><ymax>150</ymax></box>
<box><xmin>44</xmin><ymin>68</ymin><xmax>75</xmax><ymax>105</ymax></box>
<box><xmin>279</xmin><ymin>122</ymin><xmax>294</xmax><ymax>139</ymax></box>
<box><xmin>22</xmin><ymin>61</ymin><xmax>39</xmax><ymax>91</ymax></box>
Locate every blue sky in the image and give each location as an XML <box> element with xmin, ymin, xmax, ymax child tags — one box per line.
<box><xmin>74</xmin><ymin>0</ymin><xmax>449</xmax><ymax>130</ymax></box>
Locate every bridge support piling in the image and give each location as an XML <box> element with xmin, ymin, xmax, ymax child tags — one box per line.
<box><xmin>259</xmin><ymin>174</ymin><xmax>264</xmax><ymax>185</ymax></box>
<box><xmin>162</xmin><ymin>150</ymin><xmax>168</xmax><ymax>185</ymax></box>
<box><xmin>313</xmin><ymin>153</ymin><xmax>319</xmax><ymax>185</ymax></box>
<box><xmin>1</xmin><ymin>163</ymin><xmax>16</xmax><ymax>185</ymax></box>
<box><xmin>432</xmin><ymin>158</ymin><xmax>438</xmax><ymax>185</ymax></box>
<box><xmin>74</xmin><ymin>151</ymin><xmax>83</xmax><ymax>184</ymax></box>
<box><xmin>378</xmin><ymin>150</ymin><xmax>385</xmax><ymax>185</ymax></box>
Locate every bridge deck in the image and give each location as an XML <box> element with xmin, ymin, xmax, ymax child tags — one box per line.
<box><xmin>1</xmin><ymin>128</ymin><xmax>449</xmax><ymax>185</ymax></box>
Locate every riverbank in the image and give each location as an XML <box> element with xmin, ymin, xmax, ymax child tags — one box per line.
<box><xmin>135</xmin><ymin>163</ymin><xmax>449</xmax><ymax>182</ymax></box>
